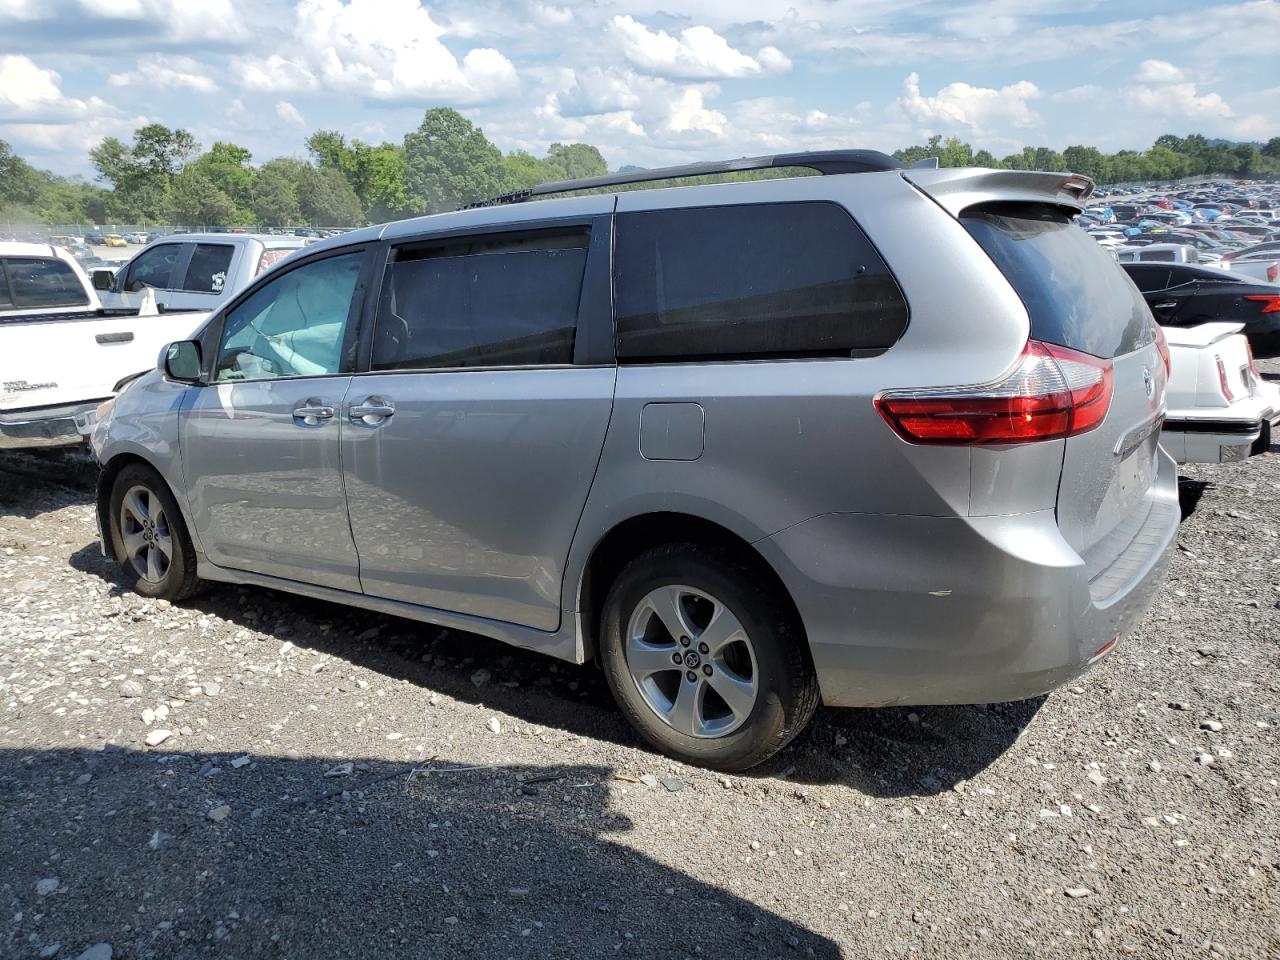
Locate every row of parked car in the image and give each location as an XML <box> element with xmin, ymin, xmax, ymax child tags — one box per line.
<box><xmin>1</xmin><ymin>152</ymin><xmax>1277</xmax><ymax>771</ymax></box>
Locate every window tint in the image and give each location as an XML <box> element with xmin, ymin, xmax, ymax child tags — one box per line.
<box><xmin>0</xmin><ymin>263</ymin><xmax>11</xmax><ymax>309</ymax></box>
<box><xmin>962</xmin><ymin>204</ymin><xmax>1154</xmax><ymax>359</ymax></box>
<box><xmin>1</xmin><ymin>257</ymin><xmax>90</xmax><ymax>309</ymax></box>
<box><xmin>1166</xmin><ymin>264</ymin><xmax>1243</xmax><ymax>286</ymax></box>
<box><xmin>214</xmin><ymin>252</ymin><xmax>363</xmax><ymax>381</ymax></box>
<box><xmin>613</xmin><ymin>202</ymin><xmax>907</xmax><ymax>361</ymax></box>
<box><xmin>373</xmin><ymin>231</ymin><xmax>586</xmax><ymax>370</ymax></box>
<box><xmin>1120</xmin><ymin>264</ymin><xmax>1171</xmax><ymax>292</ymax></box>
<box><xmin>123</xmin><ymin>244</ymin><xmax>181</xmax><ymax>292</ymax></box>
<box><xmin>181</xmin><ymin>244</ymin><xmax>234</xmax><ymax>293</ymax></box>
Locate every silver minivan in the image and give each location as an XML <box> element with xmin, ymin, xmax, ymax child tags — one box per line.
<box><xmin>90</xmin><ymin>151</ymin><xmax>1179</xmax><ymax>770</ymax></box>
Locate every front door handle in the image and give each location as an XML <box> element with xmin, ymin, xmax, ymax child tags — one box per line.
<box><xmin>293</xmin><ymin>398</ymin><xmax>335</xmax><ymax>426</ymax></box>
<box><xmin>350</xmin><ymin>397</ymin><xmax>395</xmax><ymax>426</ymax></box>
<box><xmin>1152</xmin><ymin>300</ymin><xmax>1177</xmax><ymax>311</ymax></box>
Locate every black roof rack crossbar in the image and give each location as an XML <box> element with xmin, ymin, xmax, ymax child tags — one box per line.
<box><xmin>463</xmin><ymin>149</ymin><xmax>903</xmax><ymax>209</ymax></box>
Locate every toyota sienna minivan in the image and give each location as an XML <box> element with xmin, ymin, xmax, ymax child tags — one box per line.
<box><xmin>90</xmin><ymin>150</ymin><xmax>1179</xmax><ymax>770</ymax></box>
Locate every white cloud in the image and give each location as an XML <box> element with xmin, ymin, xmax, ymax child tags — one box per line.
<box><xmin>0</xmin><ymin>0</ymin><xmax>43</xmax><ymax>20</ymax></box>
<box><xmin>1125</xmin><ymin>82</ymin><xmax>1232</xmax><ymax>120</ymax></box>
<box><xmin>76</xmin><ymin>0</ymin><xmax>248</xmax><ymax>44</ymax></box>
<box><xmin>665</xmin><ymin>87</ymin><xmax>728</xmax><ymax>136</ymax></box>
<box><xmin>233</xmin><ymin>55</ymin><xmax>319</xmax><ymax>94</ymax></box>
<box><xmin>609</xmin><ymin>15</ymin><xmax>790</xmax><ymax>79</ymax></box>
<box><xmin>0</xmin><ymin>55</ymin><xmax>112</xmax><ymax>122</ymax></box>
<box><xmin>897</xmin><ymin>72</ymin><xmax>1041</xmax><ymax>132</ymax></box>
<box><xmin>228</xmin><ymin>0</ymin><xmax>519</xmax><ymax>103</ymax></box>
<box><xmin>275</xmin><ymin>100</ymin><xmax>304</xmax><ymax>125</ymax></box>
<box><xmin>1133</xmin><ymin>59</ymin><xmax>1187</xmax><ymax>84</ymax></box>
<box><xmin>108</xmin><ymin>56</ymin><xmax>219</xmax><ymax>94</ymax></box>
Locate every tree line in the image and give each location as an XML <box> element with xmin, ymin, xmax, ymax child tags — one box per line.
<box><xmin>2</xmin><ymin>108</ymin><xmax>1278</xmax><ymax>228</ymax></box>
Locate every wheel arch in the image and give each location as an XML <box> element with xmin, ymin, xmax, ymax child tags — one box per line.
<box><xmin>96</xmin><ymin>451</ymin><xmax>198</xmax><ymax>562</ymax></box>
<box><xmin>575</xmin><ymin>511</ymin><xmax>808</xmax><ymax>664</ymax></box>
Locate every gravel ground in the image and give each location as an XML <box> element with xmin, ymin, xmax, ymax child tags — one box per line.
<box><xmin>2</xmin><ymin>364</ymin><xmax>1278</xmax><ymax>960</ymax></box>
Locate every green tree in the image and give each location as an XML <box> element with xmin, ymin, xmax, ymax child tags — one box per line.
<box><xmin>402</xmin><ymin>108</ymin><xmax>508</xmax><ymax>214</ymax></box>
<box><xmin>90</xmin><ymin>124</ymin><xmax>200</xmax><ymax>222</ymax></box>
<box><xmin>1062</xmin><ymin>145</ymin><xmax>1106</xmax><ymax>181</ymax></box>
<box><xmin>542</xmin><ymin>142</ymin><xmax>607</xmax><ymax>181</ymax></box>
<box><xmin>298</xmin><ymin>165</ymin><xmax>363</xmax><ymax>226</ymax></box>
<box><xmin>189</xmin><ymin>142</ymin><xmax>255</xmax><ymax>215</ymax></box>
<box><xmin>251</xmin><ymin>158</ymin><xmax>304</xmax><ymax>227</ymax></box>
<box><xmin>502</xmin><ymin>150</ymin><xmax>549</xmax><ymax>191</ymax></box>
<box><xmin>166</xmin><ymin>168</ymin><xmax>239</xmax><ymax>226</ymax></box>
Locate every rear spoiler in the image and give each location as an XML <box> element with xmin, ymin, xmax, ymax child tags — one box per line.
<box><xmin>902</xmin><ymin>168</ymin><xmax>1094</xmax><ymax>217</ymax></box>
<box><xmin>1160</xmin><ymin>322</ymin><xmax>1246</xmax><ymax>349</ymax></box>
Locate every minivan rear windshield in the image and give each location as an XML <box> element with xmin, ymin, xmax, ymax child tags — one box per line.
<box><xmin>962</xmin><ymin>203</ymin><xmax>1154</xmax><ymax>359</ymax></box>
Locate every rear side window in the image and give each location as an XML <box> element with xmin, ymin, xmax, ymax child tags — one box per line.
<box><xmin>257</xmin><ymin>247</ymin><xmax>296</xmax><ymax>275</ymax></box>
<box><xmin>614</xmin><ymin>202</ymin><xmax>908</xmax><ymax>361</ymax></box>
<box><xmin>373</xmin><ymin>231</ymin><xmax>587</xmax><ymax>371</ymax></box>
<box><xmin>0</xmin><ymin>263</ymin><xmax>11</xmax><ymax>308</ymax></box>
<box><xmin>182</xmin><ymin>244</ymin><xmax>233</xmax><ymax>293</ymax></box>
<box><xmin>1</xmin><ymin>257</ymin><xmax>89</xmax><ymax>309</ymax></box>
<box><xmin>962</xmin><ymin>204</ymin><xmax>1153</xmax><ymax>358</ymax></box>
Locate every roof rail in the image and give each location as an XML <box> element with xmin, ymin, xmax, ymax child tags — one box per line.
<box><xmin>463</xmin><ymin>149</ymin><xmax>903</xmax><ymax>209</ymax></box>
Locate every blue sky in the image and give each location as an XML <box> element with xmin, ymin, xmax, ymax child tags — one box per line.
<box><xmin>1</xmin><ymin>0</ymin><xmax>1277</xmax><ymax>178</ymax></box>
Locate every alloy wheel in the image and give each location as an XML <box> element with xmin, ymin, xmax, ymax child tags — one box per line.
<box><xmin>624</xmin><ymin>584</ymin><xmax>759</xmax><ymax>738</ymax></box>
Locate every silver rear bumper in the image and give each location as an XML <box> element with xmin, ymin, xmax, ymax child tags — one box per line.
<box><xmin>757</xmin><ymin>449</ymin><xmax>1180</xmax><ymax>708</ymax></box>
<box><xmin>0</xmin><ymin>401</ymin><xmax>101</xmax><ymax>450</ymax></box>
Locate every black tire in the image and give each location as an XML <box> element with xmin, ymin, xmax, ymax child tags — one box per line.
<box><xmin>108</xmin><ymin>462</ymin><xmax>203</xmax><ymax>602</ymax></box>
<box><xmin>599</xmin><ymin>543</ymin><xmax>819</xmax><ymax>771</ymax></box>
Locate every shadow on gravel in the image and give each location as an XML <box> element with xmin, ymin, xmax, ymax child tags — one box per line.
<box><xmin>0</xmin><ymin>747</ymin><xmax>839</xmax><ymax>959</ymax></box>
<box><xmin>1177</xmin><ymin>476</ymin><xmax>1211</xmax><ymax>520</ymax></box>
<box><xmin>69</xmin><ymin>540</ymin><xmax>1038</xmax><ymax>799</ymax></box>
<box><xmin>0</xmin><ymin>448</ymin><xmax>96</xmax><ymax>519</ymax></box>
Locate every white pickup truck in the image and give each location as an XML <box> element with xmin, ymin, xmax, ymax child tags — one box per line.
<box><xmin>0</xmin><ymin>243</ymin><xmax>215</xmax><ymax>450</ymax></box>
<box><xmin>93</xmin><ymin>232</ymin><xmax>306</xmax><ymax>312</ymax></box>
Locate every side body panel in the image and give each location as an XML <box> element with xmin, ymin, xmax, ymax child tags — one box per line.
<box><xmin>342</xmin><ymin>205</ymin><xmax>616</xmax><ymax>632</ymax></box>
<box><xmin>179</xmin><ymin>376</ymin><xmax>361</xmax><ymax>590</ymax></box>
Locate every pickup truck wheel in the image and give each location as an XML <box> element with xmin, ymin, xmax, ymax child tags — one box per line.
<box><xmin>108</xmin><ymin>463</ymin><xmax>202</xmax><ymax>602</ymax></box>
<box><xmin>599</xmin><ymin>543</ymin><xmax>819</xmax><ymax>772</ymax></box>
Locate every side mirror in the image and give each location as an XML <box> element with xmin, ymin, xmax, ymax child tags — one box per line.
<box><xmin>92</xmin><ymin>269</ymin><xmax>115</xmax><ymax>291</ymax></box>
<box><xmin>162</xmin><ymin>340</ymin><xmax>202</xmax><ymax>383</ymax></box>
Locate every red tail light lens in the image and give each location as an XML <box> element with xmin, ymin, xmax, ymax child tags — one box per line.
<box><xmin>1267</xmin><ymin>264</ymin><xmax>1278</xmax><ymax>283</ymax></box>
<box><xmin>1154</xmin><ymin>325</ymin><xmax>1171</xmax><ymax>377</ymax></box>
<box><xmin>875</xmin><ymin>341</ymin><xmax>1113</xmax><ymax>445</ymax></box>
<box><xmin>1215</xmin><ymin>354</ymin><xmax>1235</xmax><ymax>402</ymax></box>
<box><xmin>1244</xmin><ymin>294</ymin><xmax>1280</xmax><ymax>314</ymax></box>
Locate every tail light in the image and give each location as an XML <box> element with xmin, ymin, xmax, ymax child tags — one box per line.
<box><xmin>1154</xmin><ymin>325</ymin><xmax>1171</xmax><ymax>377</ymax></box>
<box><xmin>875</xmin><ymin>341</ymin><xmax>1113</xmax><ymax>445</ymax></box>
<box><xmin>1215</xmin><ymin>354</ymin><xmax>1235</xmax><ymax>402</ymax></box>
<box><xmin>1245</xmin><ymin>294</ymin><xmax>1280</xmax><ymax>314</ymax></box>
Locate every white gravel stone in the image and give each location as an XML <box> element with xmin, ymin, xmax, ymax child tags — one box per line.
<box><xmin>144</xmin><ymin>729</ymin><xmax>172</xmax><ymax>747</ymax></box>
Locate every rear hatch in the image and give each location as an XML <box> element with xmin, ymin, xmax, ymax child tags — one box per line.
<box><xmin>958</xmin><ymin>201</ymin><xmax>1167</xmax><ymax>561</ymax></box>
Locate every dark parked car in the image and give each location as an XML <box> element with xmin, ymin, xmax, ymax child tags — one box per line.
<box><xmin>1122</xmin><ymin>262</ymin><xmax>1280</xmax><ymax>357</ymax></box>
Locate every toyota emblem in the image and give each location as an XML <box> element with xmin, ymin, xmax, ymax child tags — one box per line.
<box><xmin>1142</xmin><ymin>367</ymin><xmax>1154</xmax><ymax>399</ymax></box>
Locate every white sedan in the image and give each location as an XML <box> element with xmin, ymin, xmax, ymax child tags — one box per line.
<box><xmin>1160</xmin><ymin>322</ymin><xmax>1279</xmax><ymax>463</ymax></box>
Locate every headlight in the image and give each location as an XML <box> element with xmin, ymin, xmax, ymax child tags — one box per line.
<box><xmin>95</xmin><ymin>397</ymin><xmax>115</xmax><ymax>422</ymax></box>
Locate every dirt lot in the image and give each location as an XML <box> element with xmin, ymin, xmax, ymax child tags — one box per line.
<box><xmin>2</xmin><ymin>368</ymin><xmax>1278</xmax><ymax>960</ymax></box>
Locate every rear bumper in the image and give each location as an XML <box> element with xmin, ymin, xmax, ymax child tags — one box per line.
<box><xmin>757</xmin><ymin>449</ymin><xmax>1180</xmax><ymax>708</ymax></box>
<box><xmin>0</xmin><ymin>400</ymin><xmax>102</xmax><ymax>450</ymax></box>
<box><xmin>1161</xmin><ymin>408</ymin><xmax>1278</xmax><ymax>463</ymax></box>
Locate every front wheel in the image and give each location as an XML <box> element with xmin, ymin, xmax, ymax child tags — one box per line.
<box><xmin>108</xmin><ymin>463</ymin><xmax>203</xmax><ymax>601</ymax></box>
<box><xmin>599</xmin><ymin>544</ymin><xmax>819</xmax><ymax>771</ymax></box>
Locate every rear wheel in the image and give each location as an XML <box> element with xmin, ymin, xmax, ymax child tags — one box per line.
<box><xmin>599</xmin><ymin>543</ymin><xmax>819</xmax><ymax>771</ymax></box>
<box><xmin>108</xmin><ymin>463</ymin><xmax>202</xmax><ymax>601</ymax></box>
